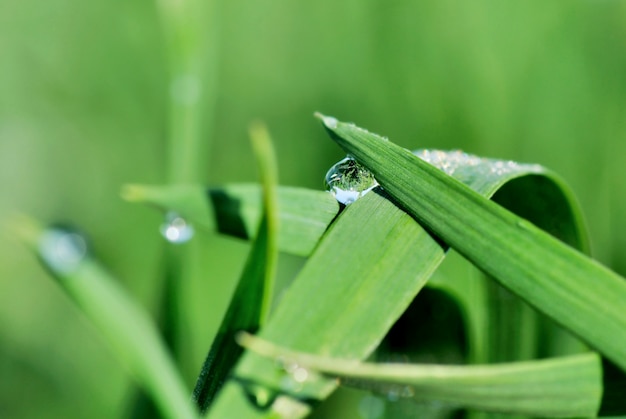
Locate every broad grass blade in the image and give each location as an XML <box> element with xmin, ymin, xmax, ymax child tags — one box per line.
<box><xmin>320</xmin><ymin>114</ymin><xmax>626</xmax><ymax>373</ymax></box>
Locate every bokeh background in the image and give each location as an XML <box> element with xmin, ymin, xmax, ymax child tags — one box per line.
<box><xmin>2</xmin><ymin>1</ymin><xmax>626</xmax><ymax>418</ymax></box>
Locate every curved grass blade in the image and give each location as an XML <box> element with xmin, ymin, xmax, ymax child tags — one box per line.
<box><xmin>12</xmin><ymin>215</ymin><xmax>198</xmax><ymax>419</ymax></box>
<box><xmin>238</xmin><ymin>332</ymin><xmax>602</xmax><ymax>418</ymax></box>
<box><xmin>320</xmin><ymin>114</ymin><xmax>626</xmax><ymax>373</ymax></box>
<box><xmin>423</xmin><ymin>167</ymin><xmax>590</xmax><ymax>369</ymax></box>
<box><xmin>121</xmin><ymin>183</ymin><xmax>338</xmax><ymax>257</ymax></box>
<box><xmin>192</xmin><ymin>122</ymin><xmax>280</xmax><ymax>412</ymax></box>
<box><xmin>206</xmin><ymin>150</ymin><xmax>588</xmax><ymax>418</ymax></box>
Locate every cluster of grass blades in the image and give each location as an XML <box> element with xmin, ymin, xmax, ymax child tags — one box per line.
<box><xmin>15</xmin><ymin>115</ymin><xmax>626</xmax><ymax>418</ymax></box>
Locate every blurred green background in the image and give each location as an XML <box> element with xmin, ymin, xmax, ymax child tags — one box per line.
<box><xmin>2</xmin><ymin>1</ymin><xmax>626</xmax><ymax>417</ymax></box>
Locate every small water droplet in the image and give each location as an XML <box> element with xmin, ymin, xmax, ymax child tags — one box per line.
<box><xmin>325</xmin><ymin>156</ymin><xmax>379</xmax><ymax>205</ymax></box>
<box><xmin>414</xmin><ymin>148</ymin><xmax>485</xmax><ymax>176</ymax></box>
<box><xmin>291</xmin><ymin>366</ymin><xmax>309</xmax><ymax>383</ymax></box>
<box><xmin>39</xmin><ymin>227</ymin><xmax>89</xmax><ymax>276</ymax></box>
<box><xmin>276</xmin><ymin>358</ymin><xmax>310</xmax><ymax>393</ymax></box>
<box><xmin>160</xmin><ymin>212</ymin><xmax>194</xmax><ymax>244</ymax></box>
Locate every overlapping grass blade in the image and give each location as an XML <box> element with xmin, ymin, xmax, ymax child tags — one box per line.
<box><xmin>320</xmin><ymin>114</ymin><xmax>626</xmax><ymax>372</ymax></box>
<box><xmin>192</xmin><ymin>122</ymin><xmax>280</xmax><ymax>412</ymax></box>
<box><xmin>206</xmin><ymin>150</ymin><xmax>588</xmax><ymax>417</ymax></box>
<box><xmin>207</xmin><ymin>190</ymin><xmax>439</xmax><ymax>418</ymax></box>
<box><xmin>121</xmin><ymin>183</ymin><xmax>338</xmax><ymax>257</ymax></box>
<box><xmin>12</xmin><ymin>216</ymin><xmax>198</xmax><ymax>419</ymax></box>
<box><xmin>238</xmin><ymin>332</ymin><xmax>602</xmax><ymax>417</ymax></box>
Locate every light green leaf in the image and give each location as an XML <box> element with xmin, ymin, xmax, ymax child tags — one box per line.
<box><xmin>192</xmin><ymin>122</ymin><xmax>280</xmax><ymax>412</ymax></box>
<box><xmin>320</xmin><ymin>114</ymin><xmax>626</xmax><ymax>373</ymax></box>
<box><xmin>238</xmin><ymin>332</ymin><xmax>602</xmax><ymax>418</ymax></box>
<box><xmin>121</xmin><ymin>183</ymin><xmax>339</xmax><ymax>257</ymax></box>
<box><xmin>13</xmin><ymin>215</ymin><xmax>198</xmax><ymax>419</ymax></box>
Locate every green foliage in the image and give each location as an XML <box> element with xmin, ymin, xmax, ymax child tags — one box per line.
<box><xmin>192</xmin><ymin>122</ymin><xmax>280</xmax><ymax>412</ymax></box>
<box><xmin>239</xmin><ymin>333</ymin><xmax>602</xmax><ymax>418</ymax></box>
<box><xmin>5</xmin><ymin>2</ymin><xmax>626</xmax><ymax>419</ymax></box>
<box><xmin>323</xmin><ymin>116</ymin><xmax>626</xmax><ymax>372</ymax></box>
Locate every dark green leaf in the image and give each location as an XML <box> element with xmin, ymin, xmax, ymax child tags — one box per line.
<box><xmin>192</xmin><ymin>122</ymin><xmax>280</xmax><ymax>412</ymax></box>
<box><xmin>321</xmin><ymin>114</ymin><xmax>626</xmax><ymax>373</ymax></box>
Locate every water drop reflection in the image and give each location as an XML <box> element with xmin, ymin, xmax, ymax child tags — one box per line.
<box><xmin>325</xmin><ymin>156</ymin><xmax>378</xmax><ymax>205</ymax></box>
<box><xmin>39</xmin><ymin>227</ymin><xmax>88</xmax><ymax>276</ymax></box>
<box><xmin>160</xmin><ymin>212</ymin><xmax>194</xmax><ymax>244</ymax></box>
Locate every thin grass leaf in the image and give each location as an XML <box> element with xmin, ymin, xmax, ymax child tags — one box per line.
<box><xmin>319</xmin><ymin>114</ymin><xmax>626</xmax><ymax>373</ymax></box>
<box><xmin>238</xmin><ymin>332</ymin><xmax>602</xmax><ymax>418</ymax></box>
<box><xmin>206</xmin><ymin>150</ymin><xmax>587</xmax><ymax>418</ymax></box>
<box><xmin>121</xmin><ymin>183</ymin><xmax>338</xmax><ymax>257</ymax></box>
<box><xmin>12</xmin><ymin>215</ymin><xmax>198</xmax><ymax>419</ymax></box>
<box><xmin>192</xmin><ymin>122</ymin><xmax>280</xmax><ymax>412</ymax></box>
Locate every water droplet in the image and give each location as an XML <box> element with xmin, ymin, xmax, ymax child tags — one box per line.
<box><xmin>276</xmin><ymin>359</ymin><xmax>310</xmax><ymax>393</ymax></box>
<box><xmin>413</xmin><ymin>149</ymin><xmax>483</xmax><ymax>176</ymax></box>
<box><xmin>325</xmin><ymin>156</ymin><xmax>379</xmax><ymax>205</ymax></box>
<box><xmin>39</xmin><ymin>227</ymin><xmax>89</xmax><ymax>276</ymax></box>
<box><xmin>358</xmin><ymin>395</ymin><xmax>385</xmax><ymax>419</ymax></box>
<box><xmin>160</xmin><ymin>212</ymin><xmax>194</xmax><ymax>244</ymax></box>
<box><xmin>291</xmin><ymin>365</ymin><xmax>309</xmax><ymax>383</ymax></box>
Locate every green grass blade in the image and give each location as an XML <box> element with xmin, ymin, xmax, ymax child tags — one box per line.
<box><xmin>238</xmin><ymin>333</ymin><xmax>602</xmax><ymax>418</ymax></box>
<box><xmin>207</xmin><ymin>144</ymin><xmax>599</xmax><ymax>418</ymax></box>
<box><xmin>13</xmin><ymin>215</ymin><xmax>198</xmax><ymax>419</ymax></box>
<box><xmin>320</xmin><ymin>114</ymin><xmax>626</xmax><ymax>372</ymax></box>
<box><xmin>121</xmin><ymin>183</ymin><xmax>338</xmax><ymax>257</ymax></box>
<box><xmin>249</xmin><ymin>121</ymin><xmax>280</xmax><ymax>325</ymax></box>
<box><xmin>191</xmin><ymin>122</ymin><xmax>280</xmax><ymax>412</ymax></box>
<box><xmin>207</xmin><ymin>191</ymin><xmax>442</xmax><ymax>418</ymax></box>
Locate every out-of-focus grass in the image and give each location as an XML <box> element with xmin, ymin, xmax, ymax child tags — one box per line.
<box><xmin>2</xmin><ymin>1</ymin><xmax>626</xmax><ymax>418</ymax></box>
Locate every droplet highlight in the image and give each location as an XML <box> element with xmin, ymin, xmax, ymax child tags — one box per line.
<box><xmin>160</xmin><ymin>212</ymin><xmax>194</xmax><ymax>244</ymax></box>
<box><xmin>38</xmin><ymin>227</ymin><xmax>89</xmax><ymax>276</ymax></box>
<box><xmin>325</xmin><ymin>156</ymin><xmax>378</xmax><ymax>205</ymax></box>
<box><xmin>413</xmin><ymin>149</ymin><xmax>483</xmax><ymax>176</ymax></box>
<box><xmin>277</xmin><ymin>358</ymin><xmax>310</xmax><ymax>393</ymax></box>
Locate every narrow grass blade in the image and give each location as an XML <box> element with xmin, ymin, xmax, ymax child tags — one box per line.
<box><xmin>207</xmin><ymin>147</ymin><xmax>597</xmax><ymax>417</ymax></box>
<box><xmin>12</xmin><ymin>215</ymin><xmax>198</xmax><ymax>419</ymax></box>
<box><xmin>320</xmin><ymin>114</ymin><xmax>626</xmax><ymax>372</ymax></box>
<box><xmin>238</xmin><ymin>333</ymin><xmax>602</xmax><ymax>418</ymax></box>
<box><xmin>121</xmin><ymin>183</ymin><xmax>338</xmax><ymax>256</ymax></box>
<box><xmin>192</xmin><ymin>122</ymin><xmax>280</xmax><ymax>412</ymax></box>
